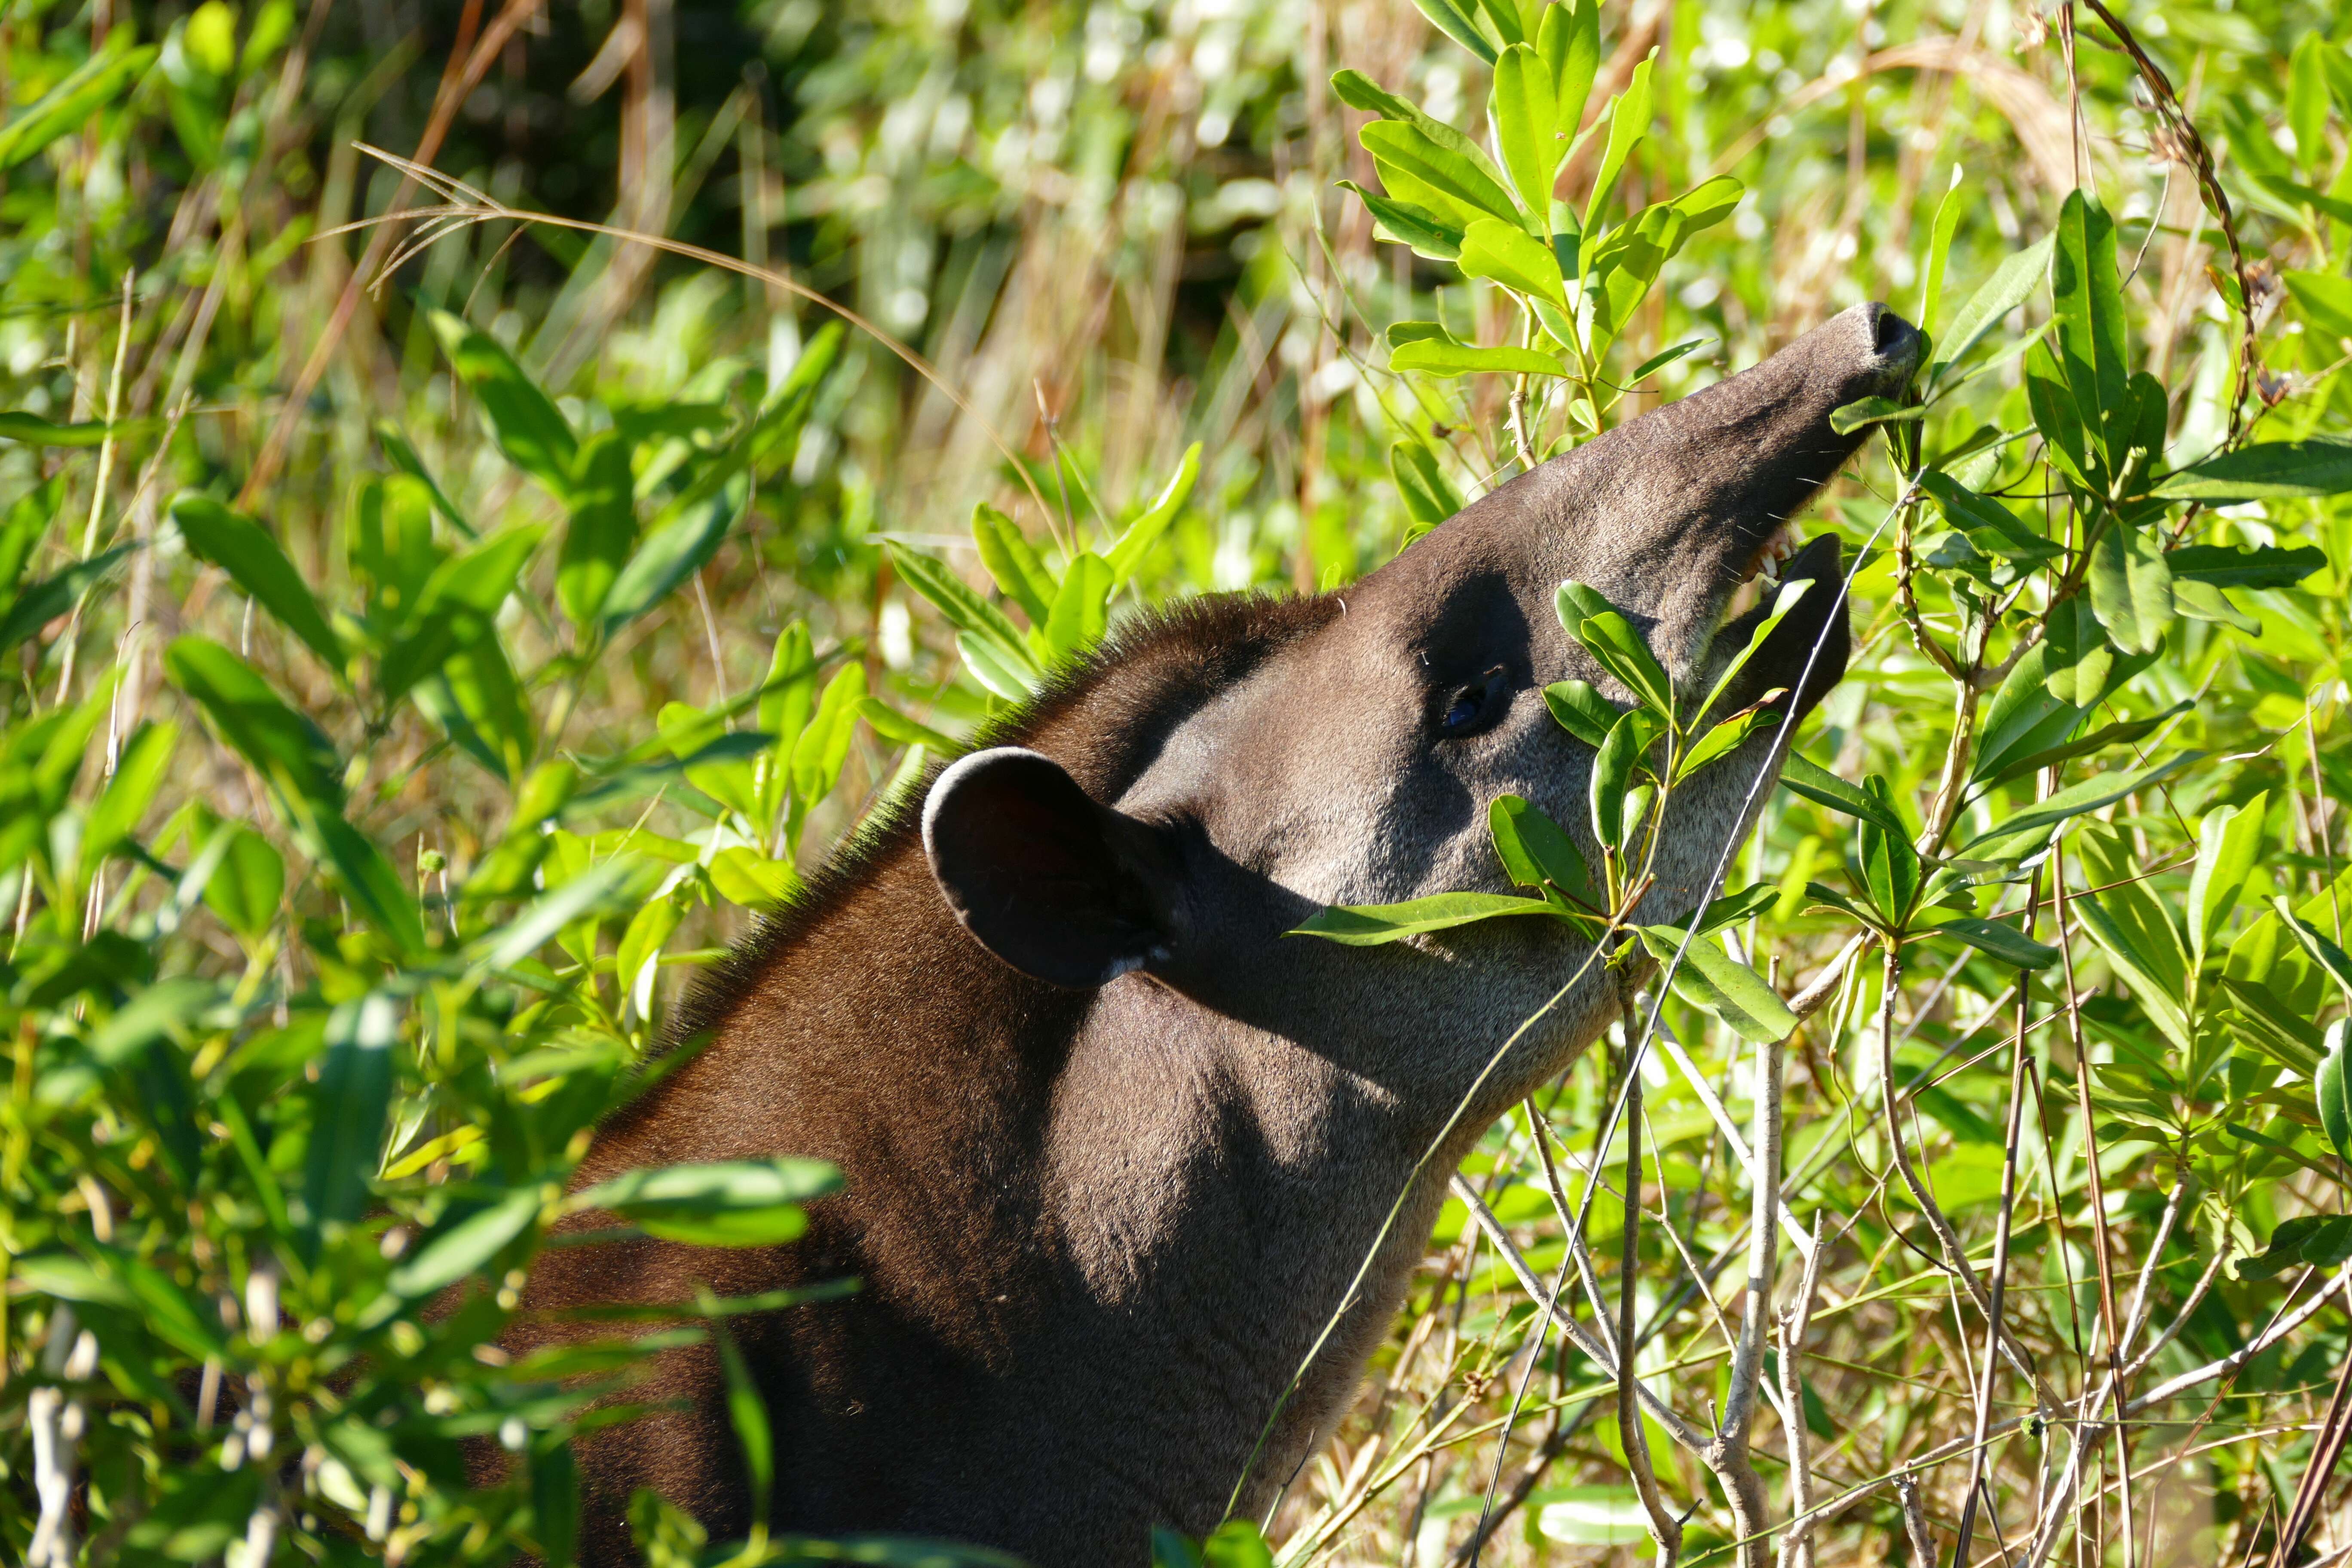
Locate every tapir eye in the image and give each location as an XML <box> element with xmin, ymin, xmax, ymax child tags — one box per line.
<box><xmin>1434</xmin><ymin>665</ymin><xmax>1512</xmax><ymax>740</ymax></box>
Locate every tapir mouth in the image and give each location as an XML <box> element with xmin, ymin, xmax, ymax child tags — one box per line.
<box><xmin>1703</xmin><ymin>533</ymin><xmax>1851</xmax><ymax>727</ymax></box>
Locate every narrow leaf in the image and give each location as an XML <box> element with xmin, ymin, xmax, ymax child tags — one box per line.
<box><xmin>2155</xmin><ymin>437</ymin><xmax>2352</xmax><ymax>500</ymax></box>
<box><xmin>1289</xmin><ymin>892</ymin><xmax>1566</xmax><ymax>945</ymax></box>
<box><xmin>1929</xmin><ymin>234</ymin><xmax>2054</xmax><ymax>388</ymax></box>
<box><xmin>2088</xmin><ymin>525</ymin><xmax>2174</xmax><ymax>656</ymax></box>
<box><xmin>171</xmin><ymin>495</ymin><xmax>346</xmax><ymax>668</ymax></box>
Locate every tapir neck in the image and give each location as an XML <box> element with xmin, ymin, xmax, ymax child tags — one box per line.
<box><xmin>560</xmin><ymin>833</ymin><xmax>1474</xmax><ymax>1555</ymax></box>
<box><xmin>1035</xmin><ymin>974</ymin><xmax>1470</xmax><ymax>1522</ymax></box>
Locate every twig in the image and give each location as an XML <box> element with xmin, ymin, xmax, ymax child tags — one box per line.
<box><xmin>1952</xmin><ymin>867</ymin><xmax>2043</xmax><ymax>1568</ymax></box>
<box><xmin>1617</xmin><ymin>1023</ymin><xmax>1687</xmax><ymax>1568</ymax></box>
<box><xmin>2052</xmin><ymin>836</ymin><xmax>2136</xmax><ymax>1565</ymax></box>
<box><xmin>1706</xmin><ymin>1025</ymin><xmax>1785</xmax><ymax>1567</ymax></box>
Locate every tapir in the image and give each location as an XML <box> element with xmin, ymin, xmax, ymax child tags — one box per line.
<box><xmin>518</xmin><ymin>301</ymin><xmax>1923</xmax><ymax>1564</ymax></box>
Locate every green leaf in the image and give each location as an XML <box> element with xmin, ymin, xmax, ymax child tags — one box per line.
<box><xmin>790</xmin><ymin>664</ymin><xmax>868</xmax><ymax>812</ymax></box>
<box><xmin>2165</xmin><ymin>544</ymin><xmax>2326</xmax><ymax>590</ymax></box>
<box><xmin>389</xmin><ymin>1187</ymin><xmax>544</xmax><ymax>1299</ymax></box>
<box><xmin>2052</xmin><ymin>190</ymin><xmax>2128</xmax><ymax>453</ymax></box>
<box><xmin>601</xmin><ymin>473</ymin><xmax>748</xmax><ymax>631</ymax></box>
<box><xmin>556</xmin><ymin>431</ymin><xmax>637</xmax><ymax>628</ymax></box>
<box><xmin>1856</xmin><ymin>775</ymin><xmax>1921</xmax><ymax>922</ymax></box>
<box><xmin>1828</xmin><ymin>397</ymin><xmax>1923</xmax><ymax>435</ymax></box>
<box><xmin>165</xmin><ymin>636</ymin><xmax>343</xmax><ymax>807</ymax></box>
<box><xmin>1556</xmin><ymin>581</ymin><xmax>1673</xmax><ymax>716</ymax></box>
<box><xmin>0</xmin><ymin>412</ymin><xmax>118</xmax><ymax>446</ymax></box>
<box><xmin>1970</xmin><ymin>601</ymin><xmax>2148</xmax><ymax>783</ymax></box>
<box><xmin>1338</xmin><ymin>181</ymin><xmax>1466</xmax><ymax>260</ymax></box>
<box><xmin>1391</xmin><ymin>438</ymin><xmax>1465</xmax><ymax>529</ymax></box>
<box><xmin>1459</xmin><ymin>217</ymin><xmax>1566</xmax><ymax>307</ymax></box>
<box><xmin>0</xmin><ymin>35</ymin><xmax>158</xmax><ymax>170</ymax></box>
<box><xmin>1637</xmin><ymin>925</ymin><xmax>1798</xmax><ymax>1043</ymax></box>
<box><xmin>305</xmin><ymin>807</ymin><xmax>430</xmax><ymax>958</ymax></box>
<box><xmin>1406</xmin><ymin>0</ymin><xmax>1498</xmax><ymax>63</ymax></box>
<box><xmin>958</xmin><ymin>631</ymin><xmax>1042</xmax><ymax>701</ymax></box>
<box><xmin>1583</xmin><ymin>54</ymin><xmax>1656</xmax><ymax>232</ymax></box>
<box><xmin>706</xmin><ymin>846</ymin><xmax>799</xmax><ymax>912</ymax></box>
<box><xmin>378</xmin><ymin>524</ymin><xmax>545</xmax><ymax>699</ymax></box>
<box><xmin>1489</xmin><ymin>794</ymin><xmax>1595</xmax><ymax>905</ymax></box>
<box><xmin>2290</xmin><ymin>34</ymin><xmax>2332</xmax><ymax>170</ymax></box>
<box><xmin>1674</xmin><ymin>706</ymin><xmax>1779</xmax><ymax>780</ymax></box>
<box><xmin>1106</xmin><ymin>442</ymin><xmax>1202</xmax><ymax>583</ymax></box>
<box><xmin>303</xmin><ymin>992</ymin><xmax>402</xmax><ymax>1241</ymax></box>
<box><xmin>857</xmin><ymin>697</ymin><xmax>965</xmax><ymax>759</ymax></box>
<box><xmin>1590</xmin><ymin>706</ymin><xmax>1652</xmax><ymax>852</ymax></box>
<box><xmin>1920</xmin><ymin>471</ymin><xmax>2061</xmax><ymax>566</ymax></box>
<box><xmin>578</xmin><ymin>1158</ymin><xmax>844</xmax><ymax>1248</ymax></box>
<box><xmin>969</xmin><ymin>503</ymin><xmax>1054</xmax><ymax>625</ymax></box>
<box><xmin>888</xmin><ymin>540</ymin><xmax>1040</xmax><ymax>686</ymax></box>
<box><xmin>1540</xmin><ymin>0</ymin><xmax>1601</xmax><ymax>140</ymax></box>
<box><xmin>2073</xmin><ymin>830</ymin><xmax>2192</xmax><ymax>1049</ymax></box>
<box><xmin>1289</xmin><ymin>891</ymin><xmax>1567</xmax><ymax>945</ymax></box>
<box><xmin>532</xmin><ymin>1439</ymin><xmax>582</xmax><ymax>1568</ymax></box>
<box><xmin>11</xmin><ymin>1253</ymin><xmax>135</xmax><ymax>1309</ymax></box>
<box><xmin>1924</xmin><ymin>914</ymin><xmax>2061</xmax><ymax>970</ymax></box>
<box><xmin>1491</xmin><ymin>44</ymin><xmax>1560</xmax><ymax>221</ymax></box>
<box><xmin>1329</xmin><ymin>75</ymin><xmax>1511</xmax><ymax>190</ymax></box>
<box><xmin>1576</xmin><ymin>180</ymin><xmax>1740</xmax><ymax>351</ymax></box>
<box><xmin>1918</xmin><ymin>165</ymin><xmax>1963</xmax><ymax>337</ymax></box>
<box><xmin>1390</xmin><ymin>332</ymin><xmax>1565</xmax><ymax>378</ymax></box>
<box><xmin>1684</xmin><ymin>882</ymin><xmax>1779</xmax><ymax>935</ymax></box>
<box><xmin>478</xmin><ymin>858</ymin><xmax>646</xmax><ymax>972</ymax></box>
<box><xmin>82</xmin><ymin>722</ymin><xmax>178</xmax><ymax>873</ymax></box>
<box><xmin>429</xmin><ymin>311</ymin><xmax>577</xmax><ymax>499</ymax></box>
<box><xmin>1975</xmin><ymin>702</ymin><xmax>2188</xmax><ymax>791</ymax></box>
<box><xmin>2319</xmin><ymin>1022</ymin><xmax>2352</xmax><ymax>1165</ymax></box>
<box><xmin>205</xmin><ymin>826</ymin><xmax>285</xmax><ymax>942</ymax></box>
<box><xmin>376</xmin><ymin>422</ymin><xmax>476</xmax><ymax>537</ymax></box>
<box><xmin>2255</xmin><ymin>179</ymin><xmax>2352</xmax><ymax>231</ymax></box>
<box><xmin>2026</xmin><ymin>339</ymin><xmax>2097</xmax><ymax>490</ymax></box>
<box><xmin>2278</xmin><ymin>900</ymin><xmax>2352</xmax><ymax>1007</ymax></box>
<box><xmin>1329</xmin><ymin>69</ymin><xmax>1423</xmax><ymax>121</ymax></box>
<box><xmin>2187</xmin><ymin>792</ymin><xmax>2268</xmax><ymax>965</ymax></box>
<box><xmin>1542</xmin><ymin>680</ymin><xmax>1617</xmax><ymax>748</ymax></box>
<box><xmin>1929</xmin><ymin>234</ymin><xmax>2054</xmax><ymax>389</ymax></box>
<box><xmin>710</xmin><ymin>1311</ymin><xmax>777</xmax><ymax>1531</ymax></box>
<box><xmin>1626</xmin><ymin>336</ymin><xmax>1711</xmax><ymax>384</ymax></box>
<box><xmin>1695</xmin><ymin>576</ymin><xmax>1810</xmax><ymax>722</ymax></box>
<box><xmin>171</xmin><ymin>495</ymin><xmax>346</xmax><ymax>669</ymax></box>
<box><xmin>1195</xmin><ymin>1521</ymin><xmax>1277</xmax><ymax>1568</ymax></box>
<box><xmin>2241</xmin><ymin>1213</ymin><xmax>2352</xmax><ymax>1280</ymax></box>
<box><xmin>1778</xmin><ymin>753</ymin><xmax>1908</xmax><ymax>837</ymax></box>
<box><xmin>2285</xmin><ymin>270</ymin><xmax>2352</xmax><ymax>342</ymax></box>
<box><xmin>2155</xmin><ymin>437</ymin><xmax>2352</xmax><ymax>501</ymax></box>
<box><xmin>426</xmin><ymin>635</ymin><xmax>534</xmax><ymax>781</ymax></box>
<box><xmin>1041</xmin><ymin>551</ymin><xmax>1113</xmax><ymax>662</ymax></box>
<box><xmin>1361</xmin><ymin>119</ymin><xmax>1524</xmax><ymax>232</ymax></box>
<box><xmin>2088</xmin><ymin>525</ymin><xmax>2174</xmax><ymax>656</ymax></box>
<box><xmin>1959</xmin><ymin>752</ymin><xmax>2199</xmax><ymax>860</ymax></box>
<box><xmin>0</xmin><ymin>543</ymin><xmax>136</xmax><ymax>660</ymax></box>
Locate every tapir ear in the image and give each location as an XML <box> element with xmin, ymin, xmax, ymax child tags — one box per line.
<box><xmin>922</xmin><ymin>747</ymin><xmax>1185</xmax><ymax>989</ymax></box>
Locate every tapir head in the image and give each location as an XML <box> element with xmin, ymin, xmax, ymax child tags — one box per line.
<box><xmin>923</xmin><ymin>303</ymin><xmax>1921</xmax><ymax>1111</ymax></box>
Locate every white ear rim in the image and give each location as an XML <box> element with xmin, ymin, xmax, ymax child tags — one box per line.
<box><xmin>919</xmin><ymin>745</ymin><xmax>1050</xmax><ymax>867</ymax></box>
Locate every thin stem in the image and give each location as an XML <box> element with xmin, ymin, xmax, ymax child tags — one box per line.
<box><xmin>1953</xmin><ymin>865</ymin><xmax>2045</xmax><ymax>1568</ymax></box>
<box><xmin>1617</xmin><ymin>1008</ymin><xmax>1684</xmax><ymax>1568</ymax></box>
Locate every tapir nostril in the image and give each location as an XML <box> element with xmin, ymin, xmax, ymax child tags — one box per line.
<box><xmin>1858</xmin><ymin>303</ymin><xmax>1924</xmax><ymax>389</ymax></box>
<box><xmin>1872</xmin><ymin>307</ymin><xmax>1908</xmax><ymax>354</ymax></box>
